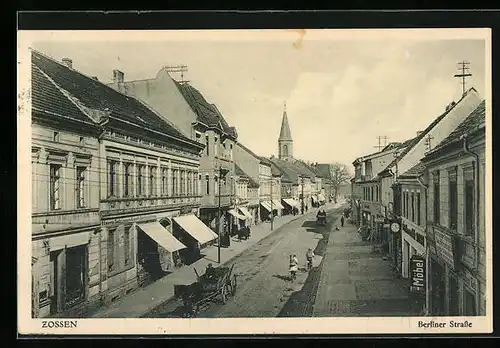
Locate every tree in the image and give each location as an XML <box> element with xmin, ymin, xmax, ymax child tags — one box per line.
<box><xmin>329</xmin><ymin>162</ymin><xmax>352</xmax><ymax>203</ymax></box>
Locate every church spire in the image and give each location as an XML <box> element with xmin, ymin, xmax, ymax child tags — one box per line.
<box><xmin>278</xmin><ymin>101</ymin><xmax>293</xmax><ymax>160</ymax></box>
<box><xmin>278</xmin><ymin>102</ymin><xmax>292</xmax><ymax>141</ymax></box>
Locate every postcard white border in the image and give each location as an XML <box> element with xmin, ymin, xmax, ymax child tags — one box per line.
<box><xmin>17</xmin><ymin>28</ymin><xmax>493</xmax><ymax>335</ymax></box>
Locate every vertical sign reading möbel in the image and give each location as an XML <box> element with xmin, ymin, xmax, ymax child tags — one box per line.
<box><xmin>409</xmin><ymin>255</ymin><xmax>426</xmax><ymax>294</ymax></box>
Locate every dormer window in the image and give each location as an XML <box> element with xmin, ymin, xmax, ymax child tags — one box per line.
<box><xmin>53</xmin><ymin>131</ymin><xmax>60</xmax><ymax>142</ymax></box>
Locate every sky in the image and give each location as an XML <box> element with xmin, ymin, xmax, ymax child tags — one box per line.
<box><xmin>31</xmin><ymin>30</ymin><xmax>487</xmax><ymax>169</ymax></box>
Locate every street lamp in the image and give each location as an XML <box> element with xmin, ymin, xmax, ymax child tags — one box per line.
<box><xmin>217</xmin><ymin>166</ymin><xmax>230</xmax><ymax>263</ymax></box>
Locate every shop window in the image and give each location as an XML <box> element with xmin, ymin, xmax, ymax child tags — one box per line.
<box><xmin>108</xmin><ymin>160</ymin><xmax>119</xmax><ymax>197</ymax></box>
<box><xmin>76</xmin><ymin>166</ymin><xmax>86</xmax><ymax>208</ymax></box>
<box><xmin>107</xmin><ymin>229</ymin><xmax>116</xmax><ymax>272</ymax></box>
<box><xmin>464</xmin><ymin>289</ymin><xmax>477</xmax><ymax>316</ymax></box>
<box><xmin>464</xmin><ymin>167</ymin><xmax>475</xmax><ymax>237</ymax></box>
<box><xmin>49</xmin><ymin>164</ymin><xmax>61</xmax><ymax>210</ymax></box>
<box><xmin>449</xmin><ymin>168</ymin><xmax>458</xmax><ymax>230</ymax></box>
<box><xmin>433</xmin><ymin>172</ymin><xmax>440</xmax><ymax>224</ymax></box>
<box><xmin>123</xmin><ymin>163</ymin><xmax>132</xmax><ymax>197</ymax></box>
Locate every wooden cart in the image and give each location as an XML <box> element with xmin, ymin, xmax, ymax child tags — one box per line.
<box><xmin>174</xmin><ymin>264</ymin><xmax>237</xmax><ymax>317</ymax></box>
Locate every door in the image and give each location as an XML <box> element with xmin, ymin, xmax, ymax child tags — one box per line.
<box><xmin>65</xmin><ymin>245</ymin><xmax>87</xmax><ymax>309</ymax></box>
<box><xmin>49</xmin><ymin>250</ymin><xmax>60</xmax><ymax>315</ymax></box>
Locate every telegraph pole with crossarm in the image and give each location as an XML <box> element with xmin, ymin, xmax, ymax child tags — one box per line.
<box><xmin>454</xmin><ymin>61</ymin><xmax>472</xmax><ymax>96</ymax></box>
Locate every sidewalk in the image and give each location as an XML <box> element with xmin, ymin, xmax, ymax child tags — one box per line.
<box><xmin>91</xmin><ymin>205</ymin><xmax>339</xmax><ymax>318</ymax></box>
<box><xmin>313</xmin><ymin>215</ymin><xmax>422</xmax><ymax>317</ymax></box>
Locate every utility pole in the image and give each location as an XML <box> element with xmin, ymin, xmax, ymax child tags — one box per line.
<box><xmin>270</xmin><ymin>179</ymin><xmax>274</xmax><ymax>230</ymax></box>
<box><xmin>301</xmin><ymin>176</ymin><xmax>305</xmax><ymax>214</ymax></box>
<box><xmin>425</xmin><ymin>134</ymin><xmax>434</xmax><ymax>151</ymax></box>
<box><xmin>216</xmin><ymin>166</ymin><xmax>229</xmax><ymax>263</ymax></box>
<box><xmin>374</xmin><ymin>136</ymin><xmax>389</xmax><ymax>152</ymax></box>
<box><xmin>454</xmin><ymin>61</ymin><xmax>472</xmax><ymax>96</ymax></box>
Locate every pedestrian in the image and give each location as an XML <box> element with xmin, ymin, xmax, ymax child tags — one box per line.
<box><xmin>341</xmin><ymin>216</ymin><xmax>345</xmax><ymax>227</ymax></box>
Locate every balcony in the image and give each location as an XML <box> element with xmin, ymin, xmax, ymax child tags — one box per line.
<box><xmin>101</xmin><ymin>195</ymin><xmax>200</xmax><ymax>218</ymax></box>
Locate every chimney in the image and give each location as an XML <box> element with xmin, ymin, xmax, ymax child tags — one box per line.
<box><xmin>61</xmin><ymin>58</ymin><xmax>73</xmax><ymax>69</ymax></box>
<box><xmin>417</xmin><ymin>131</ymin><xmax>423</xmax><ymax>137</ymax></box>
<box><xmin>113</xmin><ymin>69</ymin><xmax>124</xmax><ymax>84</ymax></box>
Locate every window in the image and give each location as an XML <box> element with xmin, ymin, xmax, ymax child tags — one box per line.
<box><xmin>161</xmin><ymin>168</ymin><xmax>168</xmax><ymax>196</ymax></box>
<box><xmin>411</xmin><ymin>192</ymin><xmax>415</xmax><ymax>222</ymax></box>
<box><xmin>449</xmin><ymin>168</ymin><xmax>458</xmax><ymax>230</ymax></box>
<box><xmin>402</xmin><ymin>192</ymin><xmax>406</xmax><ymax>218</ymax></box>
<box><xmin>416</xmin><ymin>192</ymin><xmax>421</xmax><ymax>225</ymax></box>
<box><xmin>149</xmin><ymin>167</ymin><xmax>156</xmax><ymax>196</ymax></box>
<box><xmin>205</xmin><ymin>135</ymin><xmax>209</xmax><ymax>156</ymax></box>
<box><xmin>124</xmin><ymin>227</ymin><xmax>131</xmax><ymax>267</ymax></box>
<box><xmin>206</xmin><ymin>174</ymin><xmax>210</xmax><ymax>195</ymax></box>
<box><xmin>187</xmin><ymin>172</ymin><xmax>192</xmax><ymax>195</ymax></box>
<box><xmin>123</xmin><ymin>163</ymin><xmax>131</xmax><ymax>197</ymax></box>
<box><xmin>137</xmin><ymin>165</ymin><xmax>144</xmax><ymax>196</ymax></box>
<box><xmin>214</xmin><ymin>137</ymin><xmax>218</xmax><ymax>156</ymax></box>
<box><xmin>195</xmin><ymin>132</ymin><xmax>202</xmax><ymax>142</ymax></box>
<box><xmin>371</xmin><ymin>187</ymin><xmax>374</xmax><ymax>201</ymax></box>
<box><xmin>49</xmin><ymin>164</ymin><xmax>61</xmax><ymax>210</ymax></box>
<box><xmin>53</xmin><ymin>131</ymin><xmax>60</xmax><ymax>142</ymax></box>
<box><xmin>214</xmin><ymin>175</ymin><xmax>219</xmax><ymax>195</ymax></box>
<box><xmin>230</xmin><ymin>144</ymin><xmax>233</xmax><ymax>160</ymax></box>
<box><xmin>108</xmin><ymin>160</ymin><xmax>118</xmax><ymax>197</ymax></box>
<box><xmin>79</xmin><ymin>136</ymin><xmax>85</xmax><ymax>146</ymax></box>
<box><xmin>433</xmin><ymin>172</ymin><xmax>440</xmax><ymax>224</ymax></box>
<box><xmin>180</xmin><ymin>170</ymin><xmax>186</xmax><ymax>195</ymax></box>
<box><xmin>172</xmin><ymin>170</ymin><xmax>177</xmax><ymax>196</ymax></box>
<box><xmin>76</xmin><ymin>166</ymin><xmax>86</xmax><ymax>208</ymax></box>
<box><xmin>464</xmin><ymin>166</ymin><xmax>475</xmax><ymax>237</ymax></box>
<box><xmin>196</xmin><ymin>174</ymin><xmax>200</xmax><ymax>195</ymax></box>
<box><xmin>107</xmin><ymin>229</ymin><xmax>115</xmax><ymax>272</ymax></box>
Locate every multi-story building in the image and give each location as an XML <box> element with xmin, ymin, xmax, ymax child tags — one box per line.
<box><xmin>260</xmin><ymin>157</ymin><xmax>285</xmax><ymax>217</ymax></box>
<box><xmin>421</xmin><ymin>100</ymin><xmax>486</xmax><ymax>317</ymax></box>
<box><xmin>32</xmin><ymin>51</ymin><xmax>210</xmax><ymax>318</ymax></box>
<box><xmin>107</xmin><ymin>66</ymin><xmax>238</xmax><ymax>242</ymax></box>
<box><xmin>234</xmin><ymin>143</ymin><xmax>272</xmax><ymax>223</ymax></box>
<box><xmin>381</xmin><ymin>88</ymin><xmax>483</xmax><ymax>273</ymax></box>
<box><xmin>234</xmin><ymin>164</ymin><xmax>259</xmax><ymax>226</ymax></box>
<box><xmin>311</xmin><ymin>163</ymin><xmax>334</xmax><ymax>203</ymax></box>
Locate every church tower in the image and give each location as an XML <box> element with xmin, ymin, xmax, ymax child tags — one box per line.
<box><xmin>278</xmin><ymin>102</ymin><xmax>293</xmax><ymax>161</ymax></box>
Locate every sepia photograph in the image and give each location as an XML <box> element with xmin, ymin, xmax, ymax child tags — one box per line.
<box><xmin>17</xmin><ymin>28</ymin><xmax>492</xmax><ymax>335</ymax></box>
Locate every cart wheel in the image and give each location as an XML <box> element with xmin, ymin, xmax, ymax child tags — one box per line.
<box><xmin>221</xmin><ymin>285</ymin><xmax>227</xmax><ymax>304</ymax></box>
<box><xmin>231</xmin><ymin>275</ymin><xmax>237</xmax><ymax>296</ymax></box>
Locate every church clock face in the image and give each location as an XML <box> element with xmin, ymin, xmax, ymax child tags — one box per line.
<box><xmin>391</xmin><ymin>222</ymin><xmax>400</xmax><ymax>233</ymax></box>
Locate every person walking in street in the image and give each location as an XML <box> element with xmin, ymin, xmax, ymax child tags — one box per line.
<box><xmin>306</xmin><ymin>248</ymin><xmax>315</xmax><ymax>271</ymax></box>
<box><xmin>341</xmin><ymin>216</ymin><xmax>345</xmax><ymax>227</ymax></box>
<box><xmin>289</xmin><ymin>254</ymin><xmax>299</xmax><ymax>281</ymax></box>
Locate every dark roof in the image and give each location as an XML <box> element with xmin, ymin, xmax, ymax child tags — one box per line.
<box><xmin>312</xmin><ymin>163</ymin><xmax>332</xmax><ymax>180</ymax></box>
<box><xmin>237</xmin><ymin>143</ymin><xmax>270</xmax><ymax>165</ymax></box>
<box><xmin>426</xmin><ymin>100</ymin><xmax>485</xmax><ymax>156</ymax></box>
<box><xmin>268</xmin><ymin>158</ymin><xmax>314</xmax><ymax>183</ymax></box>
<box><xmin>260</xmin><ymin>157</ymin><xmax>284</xmax><ymax>177</ymax></box>
<box><xmin>381</xmin><ymin>89</ymin><xmax>478</xmax><ymax>173</ymax></box>
<box><xmin>175</xmin><ymin>81</ymin><xmax>237</xmax><ymax>138</ymax></box>
<box><xmin>399</xmin><ymin>162</ymin><xmax>426</xmax><ymax>178</ymax></box>
<box><xmin>32</xmin><ymin>50</ymin><xmax>201</xmax><ymax>149</ymax></box>
<box><xmin>234</xmin><ymin>163</ymin><xmax>259</xmax><ymax>188</ymax></box>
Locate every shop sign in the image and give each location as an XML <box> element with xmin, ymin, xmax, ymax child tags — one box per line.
<box><xmin>409</xmin><ymin>255</ymin><xmax>426</xmax><ymax>294</ymax></box>
<box><xmin>433</xmin><ymin>227</ymin><xmax>456</xmax><ymax>268</ymax></box>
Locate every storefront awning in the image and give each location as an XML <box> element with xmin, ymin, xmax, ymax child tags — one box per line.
<box><xmin>238</xmin><ymin>206</ymin><xmax>253</xmax><ymax>219</ymax></box>
<box><xmin>173</xmin><ymin>214</ymin><xmax>218</xmax><ymax>244</ymax></box>
<box><xmin>137</xmin><ymin>221</ymin><xmax>187</xmax><ymax>252</ymax></box>
<box><xmin>50</xmin><ymin>231</ymin><xmax>91</xmax><ymax>251</ymax></box>
<box><xmin>228</xmin><ymin>209</ymin><xmax>248</xmax><ymax>220</ymax></box>
<box><xmin>283</xmin><ymin>198</ymin><xmax>300</xmax><ymax>208</ymax></box>
<box><xmin>260</xmin><ymin>201</ymin><xmax>272</xmax><ymax>212</ymax></box>
<box><xmin>272</xmin><ymin>199</ymin><xmax>285</xmax><ymax>210</ymax></box>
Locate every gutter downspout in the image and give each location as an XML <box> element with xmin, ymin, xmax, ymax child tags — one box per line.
<box><xmin>416</xmin><ymin>175</ymin><xmax>429</xmax><ymax>316</ymax></box>
<box><xmin>462</xmin><ymin>133</ymin><xmax>481</xmax><ymax>313</ymax></box>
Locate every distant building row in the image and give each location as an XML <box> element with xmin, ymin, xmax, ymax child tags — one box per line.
<box><xmin>350</xmin><ymin>88</ymin><xmax>487</xmax><ymax>317</ymax></box>
<box><xmin>30</xmin><ymin>50</ymin><xmax>337</xmax><ymax>318</ymax></box>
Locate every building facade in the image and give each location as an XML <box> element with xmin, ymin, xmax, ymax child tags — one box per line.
<box><xmin>422</xmin><ymin>101</ymin><xmax>486</xmax><ymax>317</ymax></box>
<box><xmin>108</xmin><ymin>67</ymin><xmax>238</xmax><ymax>242</ymax></box>
<box><xmin>31</xmin><ymin>51</ymin><xmax>209</xmax><ymax>318</ymax></box>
